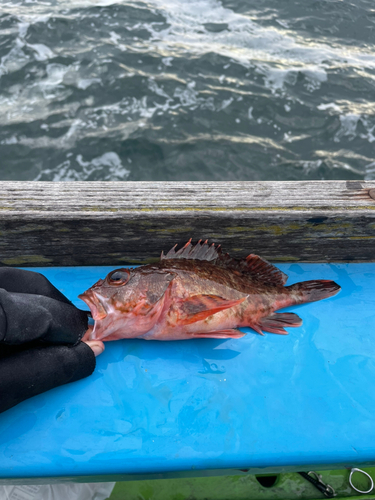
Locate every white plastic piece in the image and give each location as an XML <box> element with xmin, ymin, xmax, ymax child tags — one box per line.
<box><xmin>349</xmin><ymin>468</ymin><xmax>374</xmax><ymax>494</ymax></box>
<box><xmin>0</xmin><ymin>482</ymin><xmax>115</xmax><ymax>500</ymax></box>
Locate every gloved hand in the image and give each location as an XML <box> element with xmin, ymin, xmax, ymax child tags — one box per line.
<box><xmin>0</xmin><ymin>268</ymin><xmax>104</xmax><ymax>414</ymax></box>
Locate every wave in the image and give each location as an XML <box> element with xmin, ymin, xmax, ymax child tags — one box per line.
<box><xmin>0</xmin><ymin>0</ymin><xmax>374</xmax><ymax>180</ymax></box>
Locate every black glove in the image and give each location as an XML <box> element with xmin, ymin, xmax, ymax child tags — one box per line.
<box><xmin>0</xmin><ymin>268</ymin><xmax>101</xmax><ymax>414</ymax></box>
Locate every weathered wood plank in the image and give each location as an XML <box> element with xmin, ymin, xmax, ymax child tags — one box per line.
<box><xmin>0</xmin><ymin>181</ymin><xmax>373</xmax><ymax>266</ymax></box>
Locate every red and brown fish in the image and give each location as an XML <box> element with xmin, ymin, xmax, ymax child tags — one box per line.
<box><xmin>79</xmin><ymin>240</ymin><xmax>340</xmax><ymax>342</ymax></box>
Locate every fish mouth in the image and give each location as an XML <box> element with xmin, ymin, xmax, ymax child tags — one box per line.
<box><xmin>78</xmin><ymin>290</ymin><xmax>108</xmax><ymax>321</ymax></box>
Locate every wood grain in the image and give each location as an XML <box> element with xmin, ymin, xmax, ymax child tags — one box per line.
<box><xmin>0</xmin><ymin>180</ymin><xmax>374</xmax><ymax>266</ymax></box>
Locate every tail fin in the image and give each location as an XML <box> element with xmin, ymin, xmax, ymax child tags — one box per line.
<box><xmin>287</xmin><ymin>280</ymin><xmax>340</xmax><ymax>305</ymax></box>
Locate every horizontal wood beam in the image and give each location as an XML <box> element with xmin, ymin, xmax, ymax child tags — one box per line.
<box><xmin>0</xmin><ymin>180</ymin><xmax>374</xmax><ymax>266</ymax></box>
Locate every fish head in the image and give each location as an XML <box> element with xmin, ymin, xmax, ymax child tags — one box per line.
<box><xmin>79</xmin><ymin>269</ymin><xmax>132</xmax><ymax>318</ymax></box>
<box><xmin>78</xmin><ymin>267</ymin><xmax>174</xmax><ymax>341</ymax></box>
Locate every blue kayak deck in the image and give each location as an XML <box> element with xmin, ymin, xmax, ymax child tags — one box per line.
<box><xmin>0</xmin><ymin>263</ymin><xmax>374</xmax><ymax>481</ymax></box>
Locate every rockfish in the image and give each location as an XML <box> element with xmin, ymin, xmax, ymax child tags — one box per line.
<box><xmin>79</xmin><ymin>240</ymin><xmax>340</xmax><ymax>341</ymax></box>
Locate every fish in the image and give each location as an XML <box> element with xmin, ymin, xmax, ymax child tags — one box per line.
<box><xmin>79</xmin><ymin>239</ymin><xmax>341</xmax><ymax>342</ymax></box>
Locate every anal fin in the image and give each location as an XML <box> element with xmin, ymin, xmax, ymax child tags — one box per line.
<box><xmin>258</xmin><ymin>312</ymin><xmax>302</xmax><ymax>335</ymax></box>
<box><xmin>247</xmin><ymin>323</ymin><xmax>265</xmax><ymax>336</ymax></box>
<box><xmin>191</xmin><ymin>329</ymin><xmax>245</xmax><ymax>339</ymax></box>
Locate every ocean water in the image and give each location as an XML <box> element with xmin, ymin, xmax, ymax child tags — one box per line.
<box><xmin>0</xmin><ymin>0</ymin><xmax>375</xmax><ymax>182</ymax></box>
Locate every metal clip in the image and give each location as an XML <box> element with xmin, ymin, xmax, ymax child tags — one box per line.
<box><xmin>349</xmin><ymin>468</ymin><xmax>374</xmax><ymax>494</ymax></box>
<box><xmin>298</xmin><ymin>471</ymin><xmax>337</xmax><ymax>498</ymax></box>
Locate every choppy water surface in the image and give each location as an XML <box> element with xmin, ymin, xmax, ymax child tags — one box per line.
<box><xmin>1</xmin><ymin>0</ymin><xmax>375</xmax><ymax>181</ymax></box>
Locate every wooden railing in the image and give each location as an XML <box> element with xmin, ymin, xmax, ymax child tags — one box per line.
<box><xmin>0</xmin><ymin>180</ymin><xmax>374</xmax><ymax>266</ymax></box>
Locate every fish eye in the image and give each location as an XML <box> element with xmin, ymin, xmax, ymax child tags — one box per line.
<box><xmin>107</xmin><ymin>269</ymin><xmax>130</xmax><ymax>286</ymax></box>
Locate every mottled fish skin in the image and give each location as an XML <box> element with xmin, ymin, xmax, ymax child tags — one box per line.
<box><xmin>79</xmin><ymin>240</ymin><xmax>341</xmax><ymax>341</ymax></box>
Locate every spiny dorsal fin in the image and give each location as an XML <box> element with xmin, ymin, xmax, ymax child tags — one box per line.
<box><xmin>161</xmin><ymin>239</ymin><xmax>220</xmax><ymax>261</ymax></box>
<box><xmin>161</xmin><ymin>240</ymin><xmax>288</xmax><ymax>286</ymax></box>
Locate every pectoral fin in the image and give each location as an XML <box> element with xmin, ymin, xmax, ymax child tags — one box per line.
<box><xmin>177</xmin><ymin>294</ymin><xmax>246</xmax><ymax>326</ymax></box>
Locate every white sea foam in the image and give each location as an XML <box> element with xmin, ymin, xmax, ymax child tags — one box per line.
<box><xmin>3</xmin><ymin>0</ymin><xmax>375</xmax><ymax>87</ymax></box>
<box><xmin>109</xmin><ymin>31</ymin><xmax>122</xmax><ymax>44</ymax></box>
<box><xmin>0</xmin><ymin>60</ymin><xmax>104</xmax><ymax>126</ymax></box>
<box><xmin>76</xmin><ymin>152</ymin><xmax>130</xmax><ymax>179</ymax></box>
<box><xmin>217</xmin><ymin>97</ymin><xmax>233</xmax><ymax>111</ymax></box>
<box><xmin>5</xmin><ymin>0</ymin><xmax>370</xmax><ymax>98</ymax></box>
<box><xmin>302</xmin><ymin>160</ymin><xmax>323</xmax><ymax>175</ymax></box>
<box><xmin>27</xmin><ymin>43</ymin><xmax>54</xmax><ymax>61</ymax></box>
<box><xmin>77</xmin><ymin>78</ymin><xmax>102</xmax><ymax>90</ymax></box>
<box><xmin>36</xmin><ymin>152</ymin><xmax>130</xmax><ymax>181</ymax></box>
<box><xmin>0</xmin><ymin>39</ymin><xmax>30</xmax><ymax>77</ymax></box>
<box><xmin>317</xmin><ymin>102</ymin><xmax>341</xmax><ymax>112</ymax></box>
<box><xmin>334</xmin><ymin>114</ymin><xmax>361</xmax><ymax>142</ymax></box>
<box><xmin>3</xmin><ymin>0</ymin><xmax>375</xmax><ymax>108</ymax></box>
<box><xmin>129</xmin><ymin>0</ymin><xmax>375</xmax><ymax>96</ymax></box>
<box><xmin>364</xmin><ymin>162</ymin><xmax>375</xmax><ymax>180</ymax></box>
<box><xmin>43</xmin><ymin>63</ymin><xmax>70</xmax><ymax>87</ymax></box>
<box><xmin>109</xmin><ymin>31</ymin><xmax>128</xmax><ymax>51</ymax></box>
<box><xmin>0</xmin><ymin>135</ymin><xmax>18</xmax><ymax>145</ymax></box>
<box><xmin>0</xmin><ymin>21</ymin><xmax>54</xmax><ymax>78</ymax></box>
